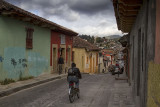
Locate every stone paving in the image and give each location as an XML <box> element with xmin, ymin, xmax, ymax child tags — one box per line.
<box><xmin>0</xmin><ymin>73</ymin><xmax>67</xmax><ymax>97</ymax></box>
<box><xmin>0</xmin><ymin>72</ymin><xmax>136</xmax><ymax>107</ymax></box>
<box><xmin>108</xmin><ymin>73</ymin><xmax>135</xmax><ymax>107</ymax></box>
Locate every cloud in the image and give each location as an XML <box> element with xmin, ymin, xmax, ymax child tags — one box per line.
<box><xmin>70</xmin><ymin>0</ymin><xmax>113</xmax><ymax>15</ymax></box>
<box><xmin>73</xmin><ymin>24</ymin><xmax>122</xmax><ymax>37</ymax></box>
<box><xmin>5</xmin><ymin>0</ymin><xmax>122</xmax><ymax>37</ymax></box>
<box><xmin>41</xmin><ymin>4</ymin><xmax>80</xmax><ymax>21</ymax></box>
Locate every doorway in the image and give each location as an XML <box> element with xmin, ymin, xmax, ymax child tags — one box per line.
<box><xmin>93</xmin><ymin>57</ymin><xmax>95</xmax><ymax>73</ymax></box>
<box><xmin>90</xmin><ymin>54</ymin><xmax>92</xmax><ymax>73</ymax></box>
<box><xmin>137</xmin><ymin>29</ymin><xmax>141</xmax><ymax>96</ymax></box>
<box><xmin>67</xmin><ymin>46</ymin><xmax>71</xmax><ymax>68</ymax></box>
<box><xmin>82</xmin><ymin>56</ymin><xmax>84</xmax><ymax>72</ymax></box>
<box><xmin>59</xmin><ymin>45</ymin><xmax>66</xmax><ymax>73</ymax></box>
<box><xmin>52</xmin><ymin>44</ymin><xmax>58</xmax><ymax>73</ymax></box>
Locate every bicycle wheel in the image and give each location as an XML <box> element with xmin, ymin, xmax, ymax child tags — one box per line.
<box><xmin>69</xmin><ymin>88</ymin><xmax>75</xmax><ymax>103</ymax></box>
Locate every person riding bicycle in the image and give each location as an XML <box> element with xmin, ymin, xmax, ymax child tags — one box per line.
<box><xmin>67</xmin><ymin>63</ymin><xmax>82</xmax><ymax>91</ymax></box>
<box><xmin>58</xmin><ymin>55</ymin><xmax>64</xmax><ymax>75</ymax></box>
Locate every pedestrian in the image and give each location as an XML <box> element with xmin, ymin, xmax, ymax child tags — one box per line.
<box><xmin>103</xmin><ymin>56</ymin><xmax>106</xmax><ymax>69</ymax></box>
<box><xmin>58</xmin><ymin>55</ymin><xmax>64</xmax><ymax>75</ymax></box>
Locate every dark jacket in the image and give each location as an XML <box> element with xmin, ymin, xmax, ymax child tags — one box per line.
<box><xmin>58</xmin><ymin>57</ymin><xmax>64</xmax><ymax>64</ymax></box>
<box><xmin>67</xmin><ymin>67</ymin><xmax>82</xmax><ymax>79</ymax></box>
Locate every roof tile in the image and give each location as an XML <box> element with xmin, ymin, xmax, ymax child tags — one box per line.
<box><xmin>73</xmin><ymin>36</ymin><xmax>100</xmax><ymax>51</ymax></box>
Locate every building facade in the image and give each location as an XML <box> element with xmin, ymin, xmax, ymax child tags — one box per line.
<box><xmin>0</xmin><ymin>0</ymin><xmax>77</xmax><ymax>81</ymax></box>
<box><xmin>73</xmin><ymin>37</ymin><xmax>100</xmax><ymax>73</ymax></box>
<box><xmin>113</xmin><ymin>0</ymin><xmax>160</xmax><ymax>107</ymax></box>
<box><xmin>50</xmin><ymin>31</ymin><xmax>78</xmax><ymax>74</ymax></box>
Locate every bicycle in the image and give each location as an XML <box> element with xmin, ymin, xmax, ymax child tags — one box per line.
<box><xmin>68</xmin><ymin>82</ymin><xmax>80</xmax><ymax>103</ymax></box>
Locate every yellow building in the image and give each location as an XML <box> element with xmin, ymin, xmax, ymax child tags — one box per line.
<box><xmin>72</xmin><ymin>37</ymin><xmax>100</xmax><ymax>73</ymax></box>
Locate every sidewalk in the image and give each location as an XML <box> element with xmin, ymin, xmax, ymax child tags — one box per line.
<box><xmin>108</xmin><ymin>72</ymin><xmax>135</xmax><ymax>107</ymax></box>
<box><xmin>0</xmin><ymin>73</ymin><xmax>67</xmax><ymax>98</ymax></box>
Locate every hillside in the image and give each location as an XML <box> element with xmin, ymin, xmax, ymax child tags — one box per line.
<box><xmin>105</xmin><ymin>35</ymin><xmax>121</xmax><ymax>39</ymax></box>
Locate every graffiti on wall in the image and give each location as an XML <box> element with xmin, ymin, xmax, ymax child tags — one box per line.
<box><xmin>11</xmin><ymin>58</ymin><xmax>27</xmax><ymax>68</ymax></box>
<box><xmin>3</xmin><ymin>47</ymin><xmax>26</xmax><ymax>79</ymax></box>
<box><xmin>2</xmin><ymin>47</ymin><xmax>49</xmax><ymax>79</ymax></box>
<box><xmin>0</xmin><ymin>56</ymin><xmax>3</xmax><ymax>62</ymax></box>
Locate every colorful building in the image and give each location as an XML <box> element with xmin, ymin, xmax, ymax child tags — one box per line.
<box><xmin>50</xmin><ymin>28</ymin><xmax>78</xmax><ymax>74</ymax></box>
<box><xmin>0</xmin><ymin>0</ymin><xmax>77</xmax><ymax>81</ymax></box>
<box><xmin>72</xmin><ymin>37</ymin><xmax>100</xmax><ymax>73</ymax></box>
<box><xmin>102</xmin><ymin>49</ymin><xmax>114</xmax><ymax>66</ymax></box>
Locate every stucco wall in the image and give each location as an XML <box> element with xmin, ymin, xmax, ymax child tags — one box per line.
<box><xmin>147</xmin><ymin>0</ymin><xmax>160</xmax><ymax>106</ymax></box>
<box><xmin>155</xmin><ymin>0</ymin><xmax>160</xmax><ymax>64</ymax></box>
<box><xmin>129</xmin><ymin>0</ymin><xmax>156</xmax><ymax>107</ymax></box>
<box><xmin>147</xmin><ymin>62</ymin><xmax>160</xmax><ymax>107</ymax></box>
<box><xmin>72</xmin><ymin>48</ymin><xmax>98</xmax><ymax>73</ymax></box>
<box><xmin>0</xmin><ymin>15</ymin><xmax>50</xmax><ymax>81</ymax></box>
<box><xmin>50</xmin><ymin>32</ymin><xmax>73</xmax><ymax>68</ymax></box>
<box><xmin>72</xmin><ymin>48</ymin><xmax>86</xmax><ymax>73</ymax></box>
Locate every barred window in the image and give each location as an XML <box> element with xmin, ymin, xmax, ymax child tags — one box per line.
<box><xmin>26</xmin><ymin>28</ymin><xmax>34</xmax><ymax>49</ymax></box>
<box><xmin>60</xmin><ymin>34</ymin><xmax>65</xmax><ymax>44</ymax></box>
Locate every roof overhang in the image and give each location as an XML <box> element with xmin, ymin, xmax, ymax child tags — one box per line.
<box><xmin>112</xmin><ymin>0</ymin><xmax>143</xmax><ymax>33</ymax></box>
<box><xmin>0</xmin><ymin>0</ymin><xmax>78</xmax><ymax>36</ymax></box>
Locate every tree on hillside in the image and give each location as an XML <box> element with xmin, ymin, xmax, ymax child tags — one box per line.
<box><xmin>79</xmin><ymin>35</ymin><xmax>95</xmax><ymax>44</ymax></box>
<box><xmin>96</xmin><ymin>37</ymin><xmax>103</xmax><ymax>43</ymax></box>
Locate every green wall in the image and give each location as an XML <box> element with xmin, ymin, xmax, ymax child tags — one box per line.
<box><xmin>0</xmin><ymin>15</ymin><xmax>51</xmax><ymax>81</ymax></box>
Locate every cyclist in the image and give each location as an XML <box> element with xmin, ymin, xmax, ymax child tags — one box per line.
<box><xmin>58</xmin><ymin>55</ymin><xmax>64</xmax><ymax>75</ymax></box>
<box><xmin>67</xmin><ymin>63</ymin><xmax>82</xmax><ymax>91</ymax></box>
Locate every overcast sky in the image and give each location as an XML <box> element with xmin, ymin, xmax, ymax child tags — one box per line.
<box><xmin>5</xmin><ymin>0</ymin><xmax>122</xmax><ymax>37</ymax></box>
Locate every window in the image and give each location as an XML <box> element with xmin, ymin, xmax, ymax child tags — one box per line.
<box><xmin>86</xmin><ymin>56</ymin><xmax>88</xmax><ymax>64</ymax></box>
<box><xmin>61</xmin><ymin>34</ymin><xmax>65</xmax><ymax>44</ymax></box>
<box><xmin>26</xmin><ymin>28</ymin><xmax>34</xmax><ymax>49</ymax></box>
<box><xmin>96</xmin><ymin>53</ymin><xmax>98</xmax><ymax>66</ymax></box>
<box><xmin>72</xmin><ymin>51</ymin><xmax>74</xmax><ymax>62</ymax></box>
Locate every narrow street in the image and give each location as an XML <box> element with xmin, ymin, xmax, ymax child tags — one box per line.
<box><xmin>0</xmin><ymin>73</ymin><xmax>135</xmax><ymax>107</ymax></box>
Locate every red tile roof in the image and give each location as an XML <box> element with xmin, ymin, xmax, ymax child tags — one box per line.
<box><xmin>73</xmin><ymin>36</ymin><xmax>100</xmax><ymax>51</ymax></box>
<box><xmin>0</xmin><ymin>0</ymin><xmax>78</xmax><ymax>36</ymax></box>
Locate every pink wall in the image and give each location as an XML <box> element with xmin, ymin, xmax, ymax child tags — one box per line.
<box><xmin>155</xmin><ymin>0</ymin><xmax>160</xmax><ymax>64</ymax></box>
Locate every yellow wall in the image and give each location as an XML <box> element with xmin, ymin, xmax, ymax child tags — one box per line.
<box><xmin>147</xmin><ymin>61</ymin><xmax>160</xmax><ymax>107</ymax></box>
<box><xmin>73</xmin><ymin>48</ymin><xmax>99</xmax><ymax>73</ymax></box>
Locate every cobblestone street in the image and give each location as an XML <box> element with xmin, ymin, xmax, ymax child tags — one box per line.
<box><xmin>0</xmin><ymin>73</ymin><xmax>135</xmax><ymax>107</ymax></box>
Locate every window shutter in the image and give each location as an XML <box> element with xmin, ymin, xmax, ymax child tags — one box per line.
<box><xmin>26</xmin><ymin>28</ymin><xmax>34</xmax><ymax>49</ymax></box>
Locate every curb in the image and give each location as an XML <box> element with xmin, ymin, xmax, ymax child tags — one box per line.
<box><xmin>0</xmin><ymin>75</ymin><xmax>67</xmax><ymax>98</ymax></box>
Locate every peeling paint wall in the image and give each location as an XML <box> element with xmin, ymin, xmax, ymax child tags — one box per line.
<box><xmin>147</xmin><ymin>62</ymin><xmax>160</xmax><ymax>107</ymax></box>
<box><xmin>28</xmin><ymin>52</ymin><xmax>49</xmax><ymax>77</ymax></box>
<box><xmin>129</xmin><ymin>0</ymin><xmax>156</xmax><ymax>107</ymax></box>
<box><xmin>0</xmin><ymin>15</ymin><xmax>50</xmax><ymax>81</ymax></box>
